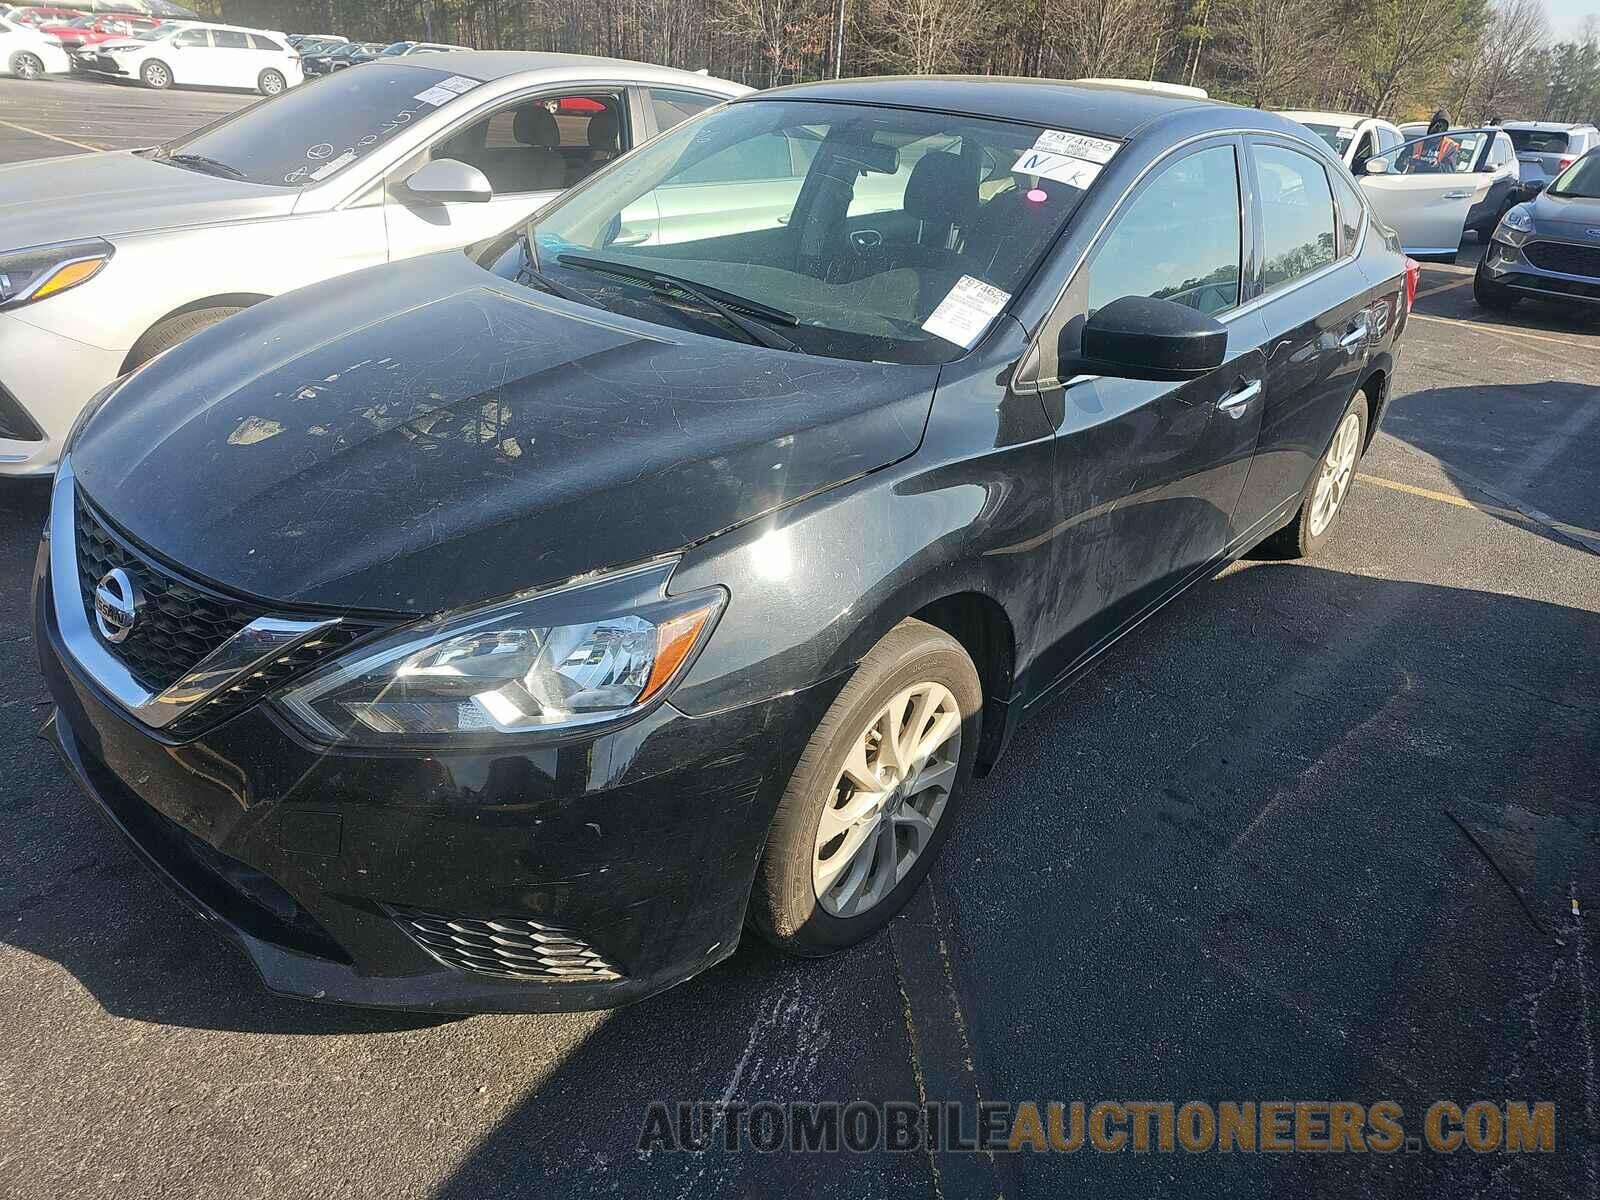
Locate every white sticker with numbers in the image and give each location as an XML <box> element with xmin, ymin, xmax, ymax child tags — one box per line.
<box><xmin>1031</xmin><ymin>129</ymin><xmax>1121</xmax><ymax>163</ymax></box>
<box><xmin>922</xmin><ymin>276</ymin><xmax>1011</xmax><ymax>348</ymax></box>
<box><xmin>1011</xmin><ymin>148</ymin><xmax>1104</xmax><ymax>189</ymax></box>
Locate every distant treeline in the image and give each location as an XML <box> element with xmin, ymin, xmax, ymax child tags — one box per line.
<box><xmin>195</xmin><ymin>0</ymin><xmax>1598</xmax><ymax>122</ymax></box>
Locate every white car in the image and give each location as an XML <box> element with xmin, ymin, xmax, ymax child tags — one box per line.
<box><xmin>84</xmin><ymin>22</ymin><xmax>303</xmax><ymax>95</ymax></box>
<box><xmin>0</xmin><ymin>10</ymin><xmax>69</xmax><ymax>78</ymax></box>
<box><xmin>1278</xmin><ymin>110</ymin><xmax>1405</xmax><ymax>175</ymax></box>
<box><xmin>0</xmin><ymin>52</ymin><xmax>746</xmax><ymax>475</ymax></box>
<box><xmin>1357</xmin><ymin>127</ymin><xmax>1520</xmax><ymax>258</ymax></box>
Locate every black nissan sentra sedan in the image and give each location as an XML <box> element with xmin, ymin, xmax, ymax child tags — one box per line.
<box><xmin>36</xmin><ymin>78</ymin><xmax>1408</xmax><ymax>1012</ymax></box>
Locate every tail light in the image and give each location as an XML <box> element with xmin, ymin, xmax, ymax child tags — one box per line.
<box><xmin>1557</xmin><ymin>155</ymin><xmax>1576</xmax><ymax>172</ymax></box>
<box><xmin>1403</xmin><ymin>257</ymin><xmax>1420</xmax><ymax>312</ymax></box>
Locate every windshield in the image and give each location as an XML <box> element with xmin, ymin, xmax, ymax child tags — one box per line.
<box><xmin>1507</xmin><ymin>129</ymin><xmax>1569</xmax><ymax>155</ymax></box>
<box><xmin>1302</xmin><ymin>123</ymin><xmax>1356</xmax><ymax>155</ymax></box>
<box><xmin>490</xmin><ymin>99</ymin><xmax>1108</xmax><ymax>364</ymax></box>
<box><xmin>1549</xmin><ymin>151</ymin><xmax>1600</xmax><ymax>199</ymax></box>
<box><xmin>131</xmin><ymin>24</ymin><xmax>172</xmax><ymax>40</ymax></box>
<box><xmin>1371</xmin><ymin>130</ymin><xmax>1487</xmax><ymax>175</ymax></box>
<box><xmin>154</xmin><ymin>65</ymin><xmax>483</xmax><ymax>187</ymax></box>
<box><xmin>379</xmin><ymin>41</ymin><xmax>412</xmax><ymax>55</ymax></box>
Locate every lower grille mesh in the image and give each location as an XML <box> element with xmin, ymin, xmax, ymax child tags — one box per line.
<box><xmin>390</xmin><ymin>907</ymin><xmax>623</xmax><ymax>983</ymax></box>
<box><xmin>1523</xmin><ymin>240</ymin><xmax>1600</xmax><ymax>277</ymax></box>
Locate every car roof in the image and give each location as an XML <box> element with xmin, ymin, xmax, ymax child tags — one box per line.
<box><xmin>1278</xmin><ymin>110</ymin><xmax>1393</xmax><ymax>128</ymax></box>
<box><xmin>400</xmin><ymin>49</ymin><xmax>748</xmax><ymax>92</ymax></box>
<box><xmin>744</xmin><ymin>76</ymin><xmax>1223</xmax><ymax>138</ymax></box>
<box><xmin>181</xmin><ymin>21</ymin><xmax>289</xmax><ymax>36</ymax></box>
<box><xmin>1503</xmin><ymin>120</ymin><xmax>1596</xmax><ymax>132</ymax></box>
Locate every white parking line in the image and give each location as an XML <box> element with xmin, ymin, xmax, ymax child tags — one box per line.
<box><xmin>1415</xmin><ymin>277</ymin><xmax>1472</xmax><ymax>300</ymax></box>
<box><xmin>0</xmin><ymin>117</ymin><xmax>101</xmax><ymax>153</ymax></box>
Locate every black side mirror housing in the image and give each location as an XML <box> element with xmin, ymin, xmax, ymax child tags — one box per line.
<box><xmin>1073</xmin><ymin>295</ymin><xmax>1228</xmax><ymax>382</ymax></box>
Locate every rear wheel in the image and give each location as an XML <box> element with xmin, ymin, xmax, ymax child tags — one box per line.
<box><xmin>1473</xmin><ymin>262</ymin><xmax>1518</xmax><ymax>311</ymax></box>
<box><xmin>749</xmin><ymin>618</ymin><xmax>981</xmax><ymax>955</ymax></box>
<box><xmin>127</xmin><ymin>306</ymin><xmax>244</xmax><ymax>368</ymax></box>
<box><xmin>1260</xmin><ymin>390</ymin><xmax>1368</xmax><ymax>560</ymax></box>
<box><xmin>140</xmin><ymin>59</ymin><xmax>171</xmax><ymax>89</ymax></box>
<box><xmin>10</xmin><ymin>52</ymin><xmax>44</xmax><ymax>80</ymax></box>
<box><xmin>257</xmin><ymin>69</ymin><xmax>285</xmax><ymax>96</ymax></box>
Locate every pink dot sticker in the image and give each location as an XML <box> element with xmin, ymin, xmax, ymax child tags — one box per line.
<box><xmin>1026</xmin><ymin>188</ymin><xmax>1048</xmax><ymax>203</ymax></box>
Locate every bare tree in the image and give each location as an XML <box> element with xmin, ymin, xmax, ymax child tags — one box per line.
<box><xmin>1046</xmin><ymin>0</ymin><xmax>1160</xmax><ymax>78</ymax></box>
<box><xmin>1459</xmin><ymin>0</ymin><xmax>1548</xmax><ymax>120</ymax></box>
<box><xmin>1216</xmin><ymin>0</ymin><xmax>1334</xmax><ymax>106</ymax></box>
<box><xmin>1358</xmin><ymin>0</ymin><xmax>1491</xmax><ymax>116</ymax></box>
<box><xmin>875</xmin><ymin>0</ymin><xmax>994</xmax><ymax>73</ymax></box>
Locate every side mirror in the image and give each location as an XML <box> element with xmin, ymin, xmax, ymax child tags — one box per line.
<box><xmin>1364</xmin><ymin>158</ymin><xmax>1390</xmax><ymax>175</ymax></box>
<box><xmin>403</xmin><ymin>158</ymin><xmax>492</xmax><ymax>205</ymax></box>
<box><xmin>1075</xmin><ymin>295</ymin><xmax>1227</xmax><ymax>383</ymax></box>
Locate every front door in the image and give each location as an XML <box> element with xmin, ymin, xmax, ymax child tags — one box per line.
<box><xmin>1358</xmin><ymin>130</ymin><xmax>1494</xmax><ymax>256</ymax></box>
<box><xmin>1029</xmin><ymin>139</ymin><xmax>1266</xmax><ymax>682</ymax></box>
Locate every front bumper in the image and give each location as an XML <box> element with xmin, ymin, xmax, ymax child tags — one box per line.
<box><xmin>1480</xmin><ymin>237</ymin><xmax>1600</xmax><ymax>304</ymax></box>
<box><xmin>0</xmin><ymin>311</ymin><xmax>125</xmax><ymax>477</ymax></box>
<box><xmin>35</xmin><ymin>541</ymin><xmax>841</xmax><ymax>1012</ymax></box>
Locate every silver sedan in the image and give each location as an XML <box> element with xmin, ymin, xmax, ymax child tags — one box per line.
<box><xmin>0</xmin><ymin>51</ymin><xmax>745</xmax><ymax>475</ymax></box>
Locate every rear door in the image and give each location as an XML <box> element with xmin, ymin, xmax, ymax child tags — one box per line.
<box><xmin>208</xmin><ymin>27</ymin><xmax>254</xmax><ymax>88</ymax></box>
<box><xmin>1231</xmin><ymin>139</ymin><xmax>1376</xmax><ymax>538</ymax></box>
<box><xmin>1026</xmin><ymin>137</ymin><xmax>1267</xmax><ymax>677</ymax></box>
<box><xmin>1358</xmin><ymin>130</ymin><xmax>1492</xmax><ymax>255</ymax></box>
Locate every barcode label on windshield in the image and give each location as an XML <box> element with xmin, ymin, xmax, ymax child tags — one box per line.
<box><xmin>1031</xmin><ymin>130</ymin><xmax>1120</xmax><ymax>163</ymax></box>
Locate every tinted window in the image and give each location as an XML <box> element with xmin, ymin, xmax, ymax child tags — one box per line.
<box><xmin>1087</xmin><ymin>144</ymin><xmax>1241</xmax><ymax>318</ymax></box>
<box><xmin>173</xmin><ymin>28</ymin><xmax>209</xmax><ymax>47</ymax></box>
<box><xmin>1254</xmin><ymin>144</ymin><xmax>1336</xmax><ymax>289</ymax></box>
<box><xmin>1375</xmin><ymin>126</ymin><xmax>1402</xmax><ymax>153</ymax></box>
<box><xmin>155</xmin><ymin>66</ymin><xmax>480</xmax><ymax>187</ymax></box>
<box><xmin>673</xmin><ymin>130</ymin><xmax>811</xmax><ymax>183</ymax></box>
<box><xmin>1328</xmin><ymin>167</ymin><xmax>1363</xmax><ymax>254</ymax></box>
<box><xmin>1508</xmin><ymin>128</ymin><xmax>1569</xmax><ymax>154</ymax></box>
<box><xmin>212</xmin><ymin>29</ymin><xmax>248</xmax><ymax>49</ymax></box>
<box><xmin>249</xmin><ymin>33</ymin><xmax>282</xmax><ymax>51</ymax></box>
<box><xmin>650</xmin><ymin>88</ymin><xmax>722</xmax><ymax>133</ymax></box>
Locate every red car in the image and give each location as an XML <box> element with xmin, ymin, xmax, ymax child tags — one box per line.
<box><xmin>38</xmin><ymin>11</ymin><xmax>158</xmax><ymax>51</ymax></box>
<box><xmin>7</xmin><ymin>6</ymin><xmax>88</xmax><ymax>26</ymax></box>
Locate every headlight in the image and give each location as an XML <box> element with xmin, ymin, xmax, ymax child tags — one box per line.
<box><xmin>1495</xmin><ymin>204</ymin><xmax>1534</xmax><ymax>244</ymax></box>
<box><xmin>0</xmin><ymin>238</ymin><xmax>114</xmax><ymax>309</ymax></box>
<box><xmin>278</xmin><ymin>562</ymin><xmax>724</xmax><ymax>746</ymax></box>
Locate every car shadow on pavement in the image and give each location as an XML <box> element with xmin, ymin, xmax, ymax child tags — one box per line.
<box><xmin>1381</xmin><ymin>382</ymin><xmax>1600</xmax><ymax>551</ymax></box>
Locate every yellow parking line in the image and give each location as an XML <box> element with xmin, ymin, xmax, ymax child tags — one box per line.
<box><xmin>1415</xmin><ymin>277</ymin><xmax>1473</xmax><ymax>300</ymax></box>
<box><xmin>1409</xmin><ymin>312</ymin><xmax>1591</xmax><ymax>349</ymax></box>
<box><xmin>0</xmin><ymin>117</ymin><xmax>102</xmax><ymax>153</ymax></box>
<box><xmin>1358</xmin><ymin>472</ymin><xmax>1600</xmax><ymax>552</ymax></box>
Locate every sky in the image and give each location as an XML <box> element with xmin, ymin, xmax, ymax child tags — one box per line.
<box><xmin>1550</xmin><ymin>0</ymin><xmax>1600</xmax><ymax>37</ymax></box>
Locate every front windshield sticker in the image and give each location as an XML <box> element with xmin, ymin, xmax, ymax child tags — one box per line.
<box><xmin>1013</xmin><ymin>148</ymin><xmax>1103</xmax><ymax>189</ymax></box>
<box><xmin>414</xmin><ymin>85</ymin><xmax>458</xmax><ymax>106</ymax></box>
<box><xmin>922</xmin><ymin>276</ymin><xmax>1011</xmax><ymax>348</ymax></box>
<box><xmin>1031</xmin><ymin>129</ymin><xmax>1120</xmax><ymax>164</ymax></box>
<box><xmin>436</xmin><ymin>75</ymin><xmax>478</xmax><ymax>94</ymax></box>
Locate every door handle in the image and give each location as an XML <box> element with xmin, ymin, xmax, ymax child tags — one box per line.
<box><xmin>1217</xmin><ymin>379</ymin><xmax>1262</xmax><ymax>419</ymax></box>
<box><xmin>1340</xmin><ymin>322</ymin><xmax>1369</xmax><ymax>351</ymax></box>
<box><xmin>1441</xmin><ymin>190</ymin><xmax>1472</xmax><ymax>200</ymax></box>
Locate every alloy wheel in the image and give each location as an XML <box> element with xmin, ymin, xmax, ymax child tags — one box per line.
<box><xmin>144</xmin><ymin>63</ymin><xmax>168</xmax><ymax>87</ymax></box>
<box><xmin>812</xmin><ymin>681</ymin><xmax>961</xmax><ymax>918</ymax></box>
<box><xmin>1309</xmin><ymin>410</ymin><xmax>1361</xmax><ymax>537</ymax></box>
<box><xmin>261</xmin><ymin>71</ymin><xmax>284</xmax><ymax>94</ymax></box>
<box><xmin>14</xmin><ymin>54</ymin><xmax>42</xmax><ymax>79</ymax></box>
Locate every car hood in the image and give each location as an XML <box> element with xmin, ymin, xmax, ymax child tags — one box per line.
<box><xmin>0</xmin><ymin>151</ymin><xmax>294</xmax><ymax>247</ymax></box>
<box><xmin>70</xmin><ymin>252</ymin><xmax>940</xmax><ymax>614</ymax></box>
<box><xmin>1530</xmin><ymin>189</ymin><xmax>1600</xmax><ymax>239</ymax></box>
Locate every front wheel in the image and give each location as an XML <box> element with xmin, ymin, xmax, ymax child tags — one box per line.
<box><xmin>10</xmin><ymin>52</ymin><xmax>44</xmax><ymax>80</ymax></box>
<box><xmin>257</xmin><ymin>68</ymin><xmax>285</xmax><ymax>96</ymax></box>
<box><xmin>140</xmin><ymin>59</ymin><xmax>171</xmax><ymax>89</ymax></box>
<box><xmin>1474</xmin><ymin>263</ymin><xmax>1518</xmax><ymax>311</ymax></box>
<box><xmin>749</xmin><ymin>618</ymin><xmax>981</xmax><ymax>955</ymax></box>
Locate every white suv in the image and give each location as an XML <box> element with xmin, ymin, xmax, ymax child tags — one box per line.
<box><xmin>89</xmin><ymin>22</ymin><xmax>302</xmax><ymax>95</ymax></box>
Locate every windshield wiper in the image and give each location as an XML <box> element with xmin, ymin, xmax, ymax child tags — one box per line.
<box><xmin>516</xmin><ymin>233</ymin><xmax>600</xmax><ymax>309</ymax></box>
<box><xmin>163</xmin><ymin>152</ymin><xmax>245</xmax><ymax>181</ymax></box>
<box><xmin>557</xmin><ymin>253</ymin><xmax>802</xmax><ymax>352</ymax></box>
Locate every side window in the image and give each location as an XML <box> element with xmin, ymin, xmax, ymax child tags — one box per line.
<box><xmin>649</xmin><ymin>88</ymin><xmax>722</xmax><ymax>134</ymax></box>
<box><xmin>674</xmin><ymin>131</ymin><xmax>811</xmax><ymax>183</ymax></box>
<box><xmin>212</xmin><ymin>30</ymin><xmax>249</xmax><ymax>49</ymax></box>
<box><xmin>429</xmin><ymin>94</ymin><xmax>624</xmax><ymax>195</ymax></box>
<box><xmin>1253</xmin><ymin>144</ymin><xmax>1336</xmax><ymax>291</ymax></box>
<box><xmin>1375</xmin><ymin>126</ymin><xmax>1401</xmax><ymax>154</ymax></box>
<box><xmin>1086</xmin><ymin>143</ymin><xmax>1242</xmax><ymax>318</ymax></box>
<box><xmin>249</xmin><ymin>33</ymin><xmax>283</xmax><ymax>52</ymax></box>
<box><xmin>173</xmin><ymin>29</ymin><xmax>210</xmax><ymax>47</ymax></box>
<box><xmin>1328</xmin><ymin>167</ymin><xmax>1364</xmax><ymax>255</ymax></box>
<box><xmin>1351</xmin><ymin>130</ymin><xmax>1376</xmax><ymax>173</ymax></box>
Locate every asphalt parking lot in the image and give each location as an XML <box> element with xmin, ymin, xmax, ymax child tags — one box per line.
<box><xmin>0</xmin><ymin>75</ymin><xmax>1596</xmax><ymax>1199</ymax></box>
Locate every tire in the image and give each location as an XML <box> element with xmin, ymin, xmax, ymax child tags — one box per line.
<box><xmin>748</xmin><ymin>618</ymin><xmax>982</xmax><ymax>956</ymax></box>
<box><xmin>10</xmin><ymin>52</ymin><xmax>44</xmax><ymax>80</ymax></box>
<box><xmin>1474</xmin><ymin>263</ymin><xmax>1518</xmax><ymax>311</ymax></box>
<box><xmin>127</xmin><ymin>306</ymin><xmax>243</xmax><ymax>368</ymax></box>
<box><xmin>1260</xmin><ymin>390</ymin><xmax>1369</xmax><ymax>560</ymax></box>
<box><xmin>257</xmin><ymin>69</ymin><xmax>285</xmax><ymax>96</ymax></box>
<box><xmin>140</xmin><ymin>59</ymin><xmax>171</xmax><ymax>89</ymax></box>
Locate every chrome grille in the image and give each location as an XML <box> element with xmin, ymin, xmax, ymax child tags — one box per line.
<box><xmin>390</xmin><ymin>907</ymin><xmax>624</xmax><ymax>983</ymax></box>
<box><xmin>1523</xmin><ymin>240</ymin><xmax>1600</xmax><ymax>278</ymax></box>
